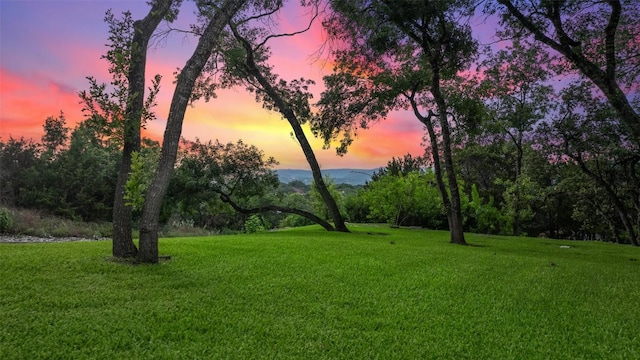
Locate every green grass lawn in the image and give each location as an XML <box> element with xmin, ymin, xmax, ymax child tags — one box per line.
<box><xmin>1</xmin><ymin>226</ymin><xmax>639</xmax><ymax>359</ymax></box>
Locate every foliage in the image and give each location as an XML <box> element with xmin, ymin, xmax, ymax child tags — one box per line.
<box><xmin>315</xmin><ymin>0</ymin><xmax>479</xmax><ymax>153</ymax></box>
<box><xmin>278</xmin><ymin>213</ymin><xmax>314</xmax><ymax>229</ymax></box>
<box><xmin>124</xmin><ymin>151</ymin><xmax>148</xmax><ymax>211</ymax></box>
<box><xmin>362</xmin><ymin>171</ymin><xmax>445</xmax><ymax>228</ymax></box>
<box><xmin>498</xmin><ymin>175</ymin><xmax>541</xmax><ymax>236</ymax></box>
<box><xmin>318</xmin><ymin>0</ymin><xmax>481</xmax><ymax>244</ymax></box>
<box><xmin>0</xmin><ymin>138</ymin><xmax>43</xmax><ymax>207</ymax></box>
<box><xmin>493</xmin><ymin>0</ymin><xmax>640</xmax><ymax>145</ymax></box>
<box><xmin>343</xmin><ymin>189</ymin><xmax>370</xmax><ymax>223</ymax></box>
<box><xmin>201</xmin><ymin>0</ymin><xmax>348</xmax><ymax>232</ymax></box>
<box><xmin>2</xmin><ymin>227</ymin><xmax>640</xmax><ymax>358</ymax></box>
<box><xmin>124</xmin><ymin>143</ymin><xmax>160</xmax><ymax>211</ymax></box>
<box><xmin>310</xmin><ymin>176</ymin><xmax>344</xmax><ymax>220</ymax></box>
<box><xmin>0</xmin><ymin>121</ymin><xmax>119</xmax><ymax>222</ymax></box>
<box><xmin>77</xmin><ymin>10</ymin><xmax>163</xmax><ymax>148</ymax></box>
<box><xmin>168</xmin><ymin>138</ymin><xmax>280</xmax><ymax>231</ymax></box>
<box><xmin>0</xmin><ymin>208</ymin><xmax>12</xmax><ymax>234</ymax></box>
<box><xmin>41</xmin><ymin>112</ymin><xmax>69</xmax><ymax>156</ymax></box>
<box><xmin>244</xmin><ymin>214</ymin><xmax>266</xmax><ymax>233</ymax></box>
<box><xmin>535</xmin><ymin>80</ymin><xmax>640</xmax><ymax>244</ymax></box>
<box><xmin>370</xmin><ymin>153</ymin><xmax>428</xmax><ymax>182</ymax></box>
<box><xmin>477</xmin><ymin>39</ymin><xmax>555</xmax><ymax>179</ymax></box>
<box><xmin>464</xmin><ymin>184</ymin><xmax>504</xmax><ymax>234</ymax></box>
<box><xmin>557</xmin><ymin>165</ymin><xmax>620</xmax><ymax>241</ymax></box>
<box><xmin>453</xmin><ymin>141</ymin><xmax>513</xmax><ymax>203</ymax></box>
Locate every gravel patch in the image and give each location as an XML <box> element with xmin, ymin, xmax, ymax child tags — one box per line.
<box><xmin>0</xmin><ymin>235</ymin><xmax>109</xmax><ymax>243</ymax></box>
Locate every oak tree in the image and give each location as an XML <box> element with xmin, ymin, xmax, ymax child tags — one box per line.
<box><xmin>494</xmin><ymin>0</ymin><xmax>640</xmax><ymax>146</ymax></box>
<box><xmin>137</xmin><ymin>0</ymin><xmax>250</xmax><ymax>263</ymax></box>
<box><xmin>315</xmin><ymin>0</ymin><xmax>480</xmax><ymax>244</ymax></box>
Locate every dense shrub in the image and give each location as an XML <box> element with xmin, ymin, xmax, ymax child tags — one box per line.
<box><xmin>244</xmin><ymin>215</ymin><xmax>266</xmax><ymax>233</ymax></box>
<box><xmin>0</xmin><ymin>208</ymin><xmax>13</xmax><ymax>233</ymax></box>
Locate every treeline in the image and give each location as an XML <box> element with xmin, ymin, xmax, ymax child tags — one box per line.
<box><xmin>1</xmin><ymin>117</ymin><xmax>118</xmax><ymax>222</ymax></box>
<box><xmin>0</xmin><ymin>115</ymin><xmax>349</xmax><ymax>233</ymax></box>
<box><xmin>1</xmin><ymin>114</ymin><xmax>637</xmax><ymax>245</ymax></box>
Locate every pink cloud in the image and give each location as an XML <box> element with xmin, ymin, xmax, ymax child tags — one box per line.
<box><xmin>0</xmin><ymin>68</ymin><xmax>84</xmax><ymax>141</ymax></box>
<box><xmin>1</xmin><ymin>1</ymin><xmax>430</xmax><ymax>169</ymax></box>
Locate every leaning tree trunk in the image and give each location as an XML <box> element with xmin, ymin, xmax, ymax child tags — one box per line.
<box><xmin>137</xmin><ymin>0</ymin><xmax>248</xmax><ymax>264</ymax></box>
<box><xmin>112</xmin><ymin>0</ymin><xmax>173</xmax><ymax>259</ymax></box>
<box><xmin>230</xmin><ymin>26</ymin><xmax>348</xmax><ymax>232</ymax></box>
<box><xmin>282</xmin><ymin>114</ymin><xmax>347</xmax><ymax>231</ymax></box>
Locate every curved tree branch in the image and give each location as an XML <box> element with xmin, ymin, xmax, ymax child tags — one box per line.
<box><xmin>218</xmin><ymin>193</ymin><xmax>335</xmax><ymax>231</ymax></box>
<box><xmin>257</xmin><ymin>4</ymin><xmax>320</xmax><ymax>50</ymax></box>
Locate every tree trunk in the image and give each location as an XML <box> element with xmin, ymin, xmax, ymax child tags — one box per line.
<box><xmin>408</xmin><ymin>95</ymin><xmax>455</xmax><ymax>235</ymax></box>
<box><xmin>112</xmin><ymin>155</ymin><xmax>137</xmax><ymax>258</ymax></box>
<box><xmin>230</xmin><ymin>25</ymin><xmax>348</xmax><ymax>232</ymax></box>
<box><xmin>430</xmin><ymin>67</ymin><xmax>467</xmax><ymax>245</ymax></box>
<box><xmin>112</xmin><ymin>0</ymin><xmax>173</xmax><ymax>259</ymax></box>
<box><xmin>137</xmin><ymin>0</ymin><xmax>248</xmax><ymax>264</ymax></box>
<box><xmin>286</xmin><ymin>118</ymin><xmax>348</xmax><ymax>232</ymax></box>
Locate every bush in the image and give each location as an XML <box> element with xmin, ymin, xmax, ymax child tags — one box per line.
<box><xmin>278</xmin><ymin>214</ymin><xmax>314</xmax><ymax>228</ymax></box>
<box><xmin>0</xmin><ymin>208</ymin><xmax>13</xmax><ymax>233</ymax></box>
<box><xmin>244</xmin><ymin>215</ymin><xmax>266</xmax><ymax>233</ymax></box>
<box><xmin>464</xmin><ymin>184</ymin><xmax>505</xmax><ymax>234</ymax></box>
<box><xmin>361</xmin><ymin>171</ymin><xmax>445</xmax><ymax>228</ymax></box>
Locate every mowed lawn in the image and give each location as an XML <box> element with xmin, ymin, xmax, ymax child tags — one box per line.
<box><xmin>1</xmin><ymin>226</ymin><xmax>639</xmax><ymax>359</ymax></box>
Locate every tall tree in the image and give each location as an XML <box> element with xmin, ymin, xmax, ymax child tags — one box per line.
<box><xmin>537</xmin><ymin>81</ymin><xmax>639</xmax><ymax>245</ymax></box>
<box><xmin>41</xmin><ymin>112</ymin><xmax>69</xmax><ymax>157</ymax></box>
<box><xmin>113</xmin><ymin>0</ymin><xmax>177</xmax><ymax>259</ymax></box>
<box><xmin>494</xmin><ymin>0</ymin><xmax>640</xmax><ymax>146</ymax></box>
<box><xmin>198</xmin><ymin>1</ymin><xmax>349</xmax><ymax>231</ymax></box>
<box><xmin>479</xmin><ymin>40</ymin><xmax>554</xmax><ymax>178</ymax></box>
<box><xmin>79</xmin><ymin>1</ymin><xmax>178</xmax><ymax>258</ymax></box>
<box><xmin>137</xmin><ymin>0</ymin><xmax>249</xmax><ymax>263</ymax></box>
<box><xmin>478</xmin><ymin>40</ymin><xmax>555</xmax><ymax>235</ymax></box>
<box><xmin>315</xmin><ymin>0</ymin><xmax>479</xmax><ymax>244</ymax></box>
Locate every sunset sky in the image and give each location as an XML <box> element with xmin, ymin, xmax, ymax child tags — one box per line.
<box><xmin>0</xmin><ymin>0</ymin><xmax>482</xmax><ymax>169</ymax></box>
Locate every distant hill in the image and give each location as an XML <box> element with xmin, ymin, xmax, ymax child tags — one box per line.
<box><xmin>276</xmin><ymin>169</ymin><xmax>380</xmax><ymax>185</ymax></box>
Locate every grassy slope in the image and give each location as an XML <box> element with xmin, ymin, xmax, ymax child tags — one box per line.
<box><xmin>1</xmin><ymin>226</ymin><xmax>639</xmax><ymax>359</ymax></box>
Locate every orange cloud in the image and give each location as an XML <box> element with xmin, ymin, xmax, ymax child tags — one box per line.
<box><xmin>341</xmin><ymin>113</ymin><xmax>426</xmax><ymax>163</ymax></box>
